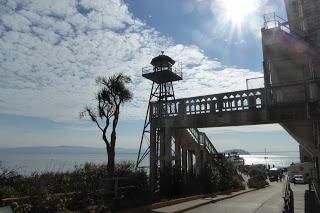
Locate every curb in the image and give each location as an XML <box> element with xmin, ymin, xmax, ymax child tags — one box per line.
<box><xmin>173</xmin><ymin>189</ymin><xmax>254</xmax><ymax>213</ymax></box>
<box><xmin>172</xmin><ymin>185</ymin><xmax>271</xmax><ymax>213</ymax></box>
<box><xmin>117</xmin><ymin>194</ymin><xmax>205</xmax><ymax>213</ymax></box>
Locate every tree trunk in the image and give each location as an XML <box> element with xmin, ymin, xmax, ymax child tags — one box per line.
<box><xmin>107</xmin><ymin>106</ymin><xmax>119</xmax><ymax>176</ymax></box>
<box><xmin>107</xmin><ymin>147</ymin><xmax>115</xmax><ymax>176</ymax></box>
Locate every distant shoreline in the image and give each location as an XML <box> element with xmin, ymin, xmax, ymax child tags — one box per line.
<box><xmin>0</xmin><ymin>146</ymin><xmax>142</xmax><ymax>155</ymax></box>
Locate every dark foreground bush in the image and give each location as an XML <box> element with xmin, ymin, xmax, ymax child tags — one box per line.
<box><xmin>1</xmin><ymin>159</ymin><xmax>247</xmax><ymax>212</ymax></box>
<box><xmin>0</xmin><ymin>161</ymin><xmax>149</xmax><ymax>212</ymax></box>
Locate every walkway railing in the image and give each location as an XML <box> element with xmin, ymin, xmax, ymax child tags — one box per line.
<box><xmin>311</xmin><ymin>180</ymin><xmax>320</xmax><ymax>208</ymax></box>
<box><xmin>283</xmin><ymin>175</ymin><xmax>294</xmax><ymax>213</ymax></box>
<box><xmin>150</xmin><ymin>88</ymin><xmax>264</xmax><ymax>118</ymax></box>
<box><xmin>187</xmin><ymin>128</ymin><xmax>218</xmax><ymax>155</ymax></box>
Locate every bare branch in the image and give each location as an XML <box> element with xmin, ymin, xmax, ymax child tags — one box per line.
<box><xmin>82</xmin><ymin>107</ymin><xmax>103</xmax><ymax>132</ymax></box>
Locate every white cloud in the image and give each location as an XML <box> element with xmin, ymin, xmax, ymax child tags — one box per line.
<box><xmin>0</xmin><ymin>0</ymin><xmax>263</xmax><ymax>123</ymax></box>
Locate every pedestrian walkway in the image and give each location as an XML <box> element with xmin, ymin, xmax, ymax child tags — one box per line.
<box><xmin>291</xmin><ymin>183</ymin><xmax>308</xmax><ymax>213</ymax></box>
<box><xmin>149</xmin><ymin>182</ymin><xmax>284</xmax><ymax>213</ymax></box>
<box><xmin>150</xmin><ymin>189</ymin><xmax>252</xmax><ymax>213</ymax></box>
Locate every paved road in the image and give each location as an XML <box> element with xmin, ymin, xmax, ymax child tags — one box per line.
<box><xmin>187</xmin><ymin>182</ymin><xmax>284</xmax><ymax>213</ymax></box>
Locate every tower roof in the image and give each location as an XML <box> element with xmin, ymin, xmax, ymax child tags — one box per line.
<box><xmin>150</xmin><ymin>54</ymin><xmax>175</xmax><ymax>66</ymax></box>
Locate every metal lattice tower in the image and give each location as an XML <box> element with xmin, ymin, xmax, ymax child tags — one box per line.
<box><xmin>136</xmin><ymin>53</ymin><xmax>182</xmax><ymax>191</ymax></box>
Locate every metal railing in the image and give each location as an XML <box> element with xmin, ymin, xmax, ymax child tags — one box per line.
<box><xmin>263</xmin><ymin>12</ymin><xmax>306</xmax><ymax>37</ymax></box>
<box><xmin>150</xmin><ymin>88</ymin><xmax>264</xmax><ymax>118</ymax></box>
<box><xmin>142</xmin><ymin>64</ymin><xmax>183</xmax><ymax>78</ymax></box>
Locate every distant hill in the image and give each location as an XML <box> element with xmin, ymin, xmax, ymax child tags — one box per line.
<box><xmin>0</xmin><ymin>146</ymin><xmax>140</xmax><ymax>154</ymax></box>
<box><xmin>223</xmin><ymin>149</ymin><xmax>250</xmax><ymax>155</ymax></box>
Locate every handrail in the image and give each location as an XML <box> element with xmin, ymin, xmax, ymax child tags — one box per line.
<box><xmin>282</xmin><ymin>175</ymin><xmax>294</xmax><ymax>213</ymax></box>
<box><xmin>187</xmin><ymin>128</ymin><xmax>218</xmax><ymax>155</ymax></box>
<box><xmin>263</xmin><ymin>12</ymin><xmax>305</xmax><ymax>37</ymax></box>
<box><xmin>312</xmin><ymin>180</ymin><xmax>320</xmax><ymax>207</ymax></box>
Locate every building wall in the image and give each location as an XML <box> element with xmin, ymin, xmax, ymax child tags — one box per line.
<box><xmin>284</xmin><ymin>0</ymin><xmax>320</xmax><ymax>49</ymax></box>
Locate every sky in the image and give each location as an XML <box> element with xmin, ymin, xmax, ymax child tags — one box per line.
<box><xmin>0</xmin><ymin>0</ymin><xmax>299</xmax><ymax>153</ymax></box>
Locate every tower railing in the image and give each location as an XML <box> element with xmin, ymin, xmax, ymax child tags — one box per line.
<box><xmin>142</xmin><ymin>65</ymin><xmax>183</xmax><ymax>78</ymax></box>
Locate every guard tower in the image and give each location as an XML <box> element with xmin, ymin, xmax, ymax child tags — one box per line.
<box><xmin>136</xmin><ymin>52</ymin><xmax>182</xmax><ymax>192</ymax></box>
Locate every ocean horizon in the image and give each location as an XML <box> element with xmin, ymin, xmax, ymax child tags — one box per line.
<box><xmin>0</xmin><ymin>146</ymin><xmax>300</xmax><ymax>175</ymax></box>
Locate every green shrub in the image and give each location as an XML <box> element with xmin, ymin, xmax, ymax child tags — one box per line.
<box><xmin>231</xmin><ymin>176</ymin><xmax>246</xmax><ymax>190</ymax></box>
<box><xmin>248</xmin><ymin>177</ymin><xmax>268</xmax><ymax>188</ymax></box>
<box><xmin>0</xmin><ymin>161</ymin><xmax>148</xmax><ymax>212</ymax></box>
<box><xmin>245</xmin><ymin>165</ymin><xmax>269</xmax><ymax>189</ymax></box>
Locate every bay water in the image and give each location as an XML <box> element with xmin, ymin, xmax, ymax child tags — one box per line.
<box><xmin>0</xmin><ymin>149</ymin><xmax>300</xmax><ymax>175</ymax></box>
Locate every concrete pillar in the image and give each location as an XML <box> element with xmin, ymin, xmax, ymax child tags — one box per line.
<box><xmin>164</xmin><ymin>127</ymin><xmax>172</xmax><ymax>167</ymax></box>
<box><xmin>195</xmin><ymin>148</ymin><xmax>202</xmax><ymax>176</ymax></box>
<box><xmin>149</xmin><ymin>126</ymin><xmax>157</xmax><ymax>191</ymax></box>
<box><xmin>217</xmin><ymin>96</ymin><xmax>223</xmax><ymax>112</ymax></box>
<box><xmin>299</xmin><ymin>145</ymin><xmax>312</xmax><ymax>162</ymax></box>
<box><xmin>160</xmin><ymin>127</ymin><xmax>172</xmax><ymax>194</ymax></box>
<box><xmin>174</xmin><ymin>130</ymin><xmax>181</xmax><ymax>174</ymax></box>
<box><xmin>181</xmin><ymin>147</ymin><xmax>187</xmax><ymax>182</ymax></box>
<box><xmin>248</xmin><ymin>95</ymin><xmax>255</xmax><ymax>110</ymax></box>
<box><xmin>178</xmin><ymin>101</ymin><xmax>186</xmax><ymax>116</ymax></box>
<box><xmin>188</xmin><ymin>151</ymin><xmax>193</xmax><ymax>174</ymax></box>
<box><xmin>173</xmin><ymin>130</ymin><xmax>182</xmax><ymax>192</ymax></box>
<box><xmin>160</xmin><ymin>128</ymin><xmax>165</xmax><ymax>171</ymax></box>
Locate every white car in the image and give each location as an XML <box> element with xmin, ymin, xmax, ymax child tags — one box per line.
<box><xmin>293</xmin><ymin>175</ymin><xmax>304</xmax><ymax>184</ymax></box>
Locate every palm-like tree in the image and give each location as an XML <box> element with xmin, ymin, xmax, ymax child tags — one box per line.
<box><xmin>81</xmin><ymin>73</ymin><xmax>132</xmax><ymax>175</ymax></box>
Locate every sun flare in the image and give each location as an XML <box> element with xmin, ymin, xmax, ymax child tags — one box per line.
<box><xmin>219</xmin><ymin>0</ymin><xmax>259</xmax><ymax>26</ymax></box>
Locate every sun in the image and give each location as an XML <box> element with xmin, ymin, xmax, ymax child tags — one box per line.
<box><xmin>219</xmin><ymin>0</ymin><xmax>259</xmax><ymax>26</ymax></box>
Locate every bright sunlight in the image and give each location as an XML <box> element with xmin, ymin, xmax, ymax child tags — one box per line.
<box><xmin>219</xmin><ymin>0</ymin><xmax>259</xmax><ymax>26</ymax></box>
